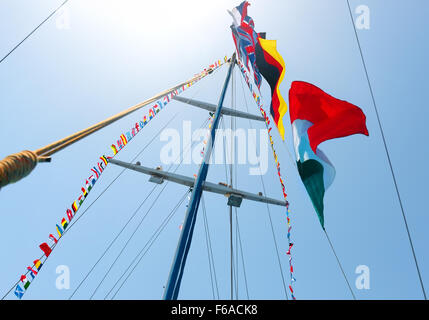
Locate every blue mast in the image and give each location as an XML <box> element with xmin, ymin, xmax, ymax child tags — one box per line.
<box><xmin>163</xmin><ymin>53</ymin><xmax>236</xmax><ymax>300</ymax></box>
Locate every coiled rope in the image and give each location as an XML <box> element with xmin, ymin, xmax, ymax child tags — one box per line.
<box><xmin>0</xmin><ymin>150</ymin><xmax>40</xmax><ymax>189</ymax></box>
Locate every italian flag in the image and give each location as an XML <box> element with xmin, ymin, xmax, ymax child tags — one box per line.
<box><xmin>289</xmin><ymin>81</ymin><xmax>369</xmax><ymax>229</ymax></box>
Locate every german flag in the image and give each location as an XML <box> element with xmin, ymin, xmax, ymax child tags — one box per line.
<box><xmin>71</xmin><ymin>201</ymin><xmax>78</xmax><ymax>213</ymax></box>
<box><xmin>255</xmin><ymin>34</ymin><xmax>287</xmax><ymax>140</ymax></box>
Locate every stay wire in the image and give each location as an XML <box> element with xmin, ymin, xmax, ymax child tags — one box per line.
<box><xmin>67</xmin><ymin>110</ymin><xmax>180</xmax><ymax>299</ymax></box>
<box><xmin>66</xmin><ymin>65</ymin><xmax>212</xmax><ymax>298</ymax></box>
<box><xmin>238</xmin><ymin>64</ymin><xmax>358</xmax><ymax>301</ymax></box>
<box><xmin>201</xmin><ymin>194</ymin><xmax>219</xmax><ymax>299</ymax></box>
<box><xmin>235</xmin><ymin>209</ymin><xmax>250</xmax><ymax>299</ymax></box>
<box><xmin>108</xmin><ymin>190</ymin><xmax>190</xmax><ymax>299</ymax></box>
<box><xmin>220</xmin><ymin>116</ymin><xmax>236</xmax><ymax>300</ymax></box>
<box><xmin>220</xmin><ymin>115</ymin><xmax>235</xmax><ymax>299</ymax></box>
<box><xmin>202</xmin><ymin>201</ymin><xmax>216</xmax><ymax>299</ymax></box>
<box><xmin>0</xmin><ymin>0</ymin><xmax>70</xmax><ymax>65</ymax></box>
<box><xmin>259</xmin><ymin>178</ymin><xmax>289</xmax><ymax>300</ymax></box>
<box><xmin>2</xmin><ymin>61</ymin><xmax>217</xmax><ymax>300</ymax></box>
<box><xmin>324</xmin><ymin>230</ymin><xmax>356</xmax><ymax>299</ymax></box>
<box><xmin>219</xmin><ymin>116</ymin><xmax>230</xmax><ymax>184</ymax></box>
<box><xmin>106</xmin><ymin>92</ymin><xmax>225</xmax><ymax>299</ymax></box>
<box><xmin>68</xmin><ymin>183</ymin><xmax>158</xmax><ymax>300</ymax></box>
<box><xmin>94</xmin><ymin>113</ymin><xmax>211</xmax><ymax>299</ymax></box>
<box><xmin>89</xmin><ymin>181</ymin><xmax>178</xmax><ymax>299</ymax></box>
<box><xmin>230</xmin><ymin>67</ymin><xmax>238</xmax><ymax>300</ymax></box>
<box><xmin>1</xmin><ymin>107</ymin><xmax>178</xmax><ymax>300</ymax></box>
<box><xmin>232</xmin><ymin>69</ymin><xmax>240</xmax><ymax>300</ymax></box>
<box><xmin>235</xmin><ymin>207</ymin><xmax>239</xmax><ymax>299</ymax></box>
<box><xmin>239</xmin><ymin>74</ymin><xmax>289</xmax><ymax>300</ymax></box>
<box><xmin>89</xmin><ymin>180</ymin><xmax>174</xmax><ymax>299</ymax></box>
<box><xmin>80</xmin><ymin>73</ymin><xmax>214</xmax><ymax>298</ymax></box>
<box><xmin>346</xmin><ymin>0</ymin><xmax>426</xmax><ymax>300</ymax></box>
<box><xmin>65</xmin><ymin>110</ymin><xmax>180</xmax><ymax>235</ymax></box>
<box><xmin>87</xmin><ymin>115</ymin><xmax>210</xmax><ymax>299</ymax></box>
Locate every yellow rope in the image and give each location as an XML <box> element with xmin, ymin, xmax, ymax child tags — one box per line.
<box><xmin>34</xmin><ymin>76</ymin><xmax>200</xmax><ymax>157</ymax></box>
<box><xmin>0</xmin><ymin>150</ymin><xmax>38</xmax><ymax>188</ymax></box>
<box><xmin>0</xmin><ymin>69</ymin><xmax>208</xmax><ymax>190</ymax></box>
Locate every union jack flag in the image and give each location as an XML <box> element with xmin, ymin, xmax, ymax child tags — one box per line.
<box><xmin>229</xmin><ymin>2</ymin><xmax>262</xmax><ymax>89</ymax></box>
<box><xmin>231</xmin><ymin>23</ymin><xmax>262</xmax><ymax>89</ymax></box>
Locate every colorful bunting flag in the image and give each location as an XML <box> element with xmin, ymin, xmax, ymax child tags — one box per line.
<box><xmin>13</xmin><ymin>57</ymin><xmax>226</xmax><ymax>299</ymax></box>
<box><xmin>27</xmin><ymin>266</ymin><xmax>38</xmax><ymax>277</ymax></box>
<box><xmin>236</xmin><ymin>57</ymin><xmax>296</xmax><ymax>299</ymax></box>
<box><xmin>14</xmin><ymin>284</ymin><xmax>24</xmax><ymax>299</ymax></box>
<box><xmin>71</xmin><ymin>201</ymin><xmax>78</xmax><ymax>213</ymax></box>
<box><xmin>60</xmin><ymin>218</ymin><xmax>68</xmax><ymax>230</ymax></box>
<box><xmin>39</xmin><ymin>243</ymin><xmax>52</xmax><ymax>257</ymax></box>
<box><xmin>34</xmin><ymin>259</ymin><xmax>43</xmax><ymax>271</ymax></box>
<box><xmin>20</xmin><ymin>275</ymin><xmax>30</xmax><ymax>290</ymax></box>
<box><xmin>49</xmin><ymin>234</ymin><xmax>58</xmax><ymax>244</ymax></box>
<box><xmin>56</xmin><ymin>224</ymin><xmax>63</xmax><ymax>237</ymax></box>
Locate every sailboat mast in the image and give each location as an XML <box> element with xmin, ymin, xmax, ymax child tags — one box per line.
<box><xmin>229</xmin><ymin>67</ymin><xmax>235</xmax><ymax>300</ymax></box>
<box><xmin>163</xmin><ymin>53</ymin><xmax>236</xmax><ymax>300</ymax></box>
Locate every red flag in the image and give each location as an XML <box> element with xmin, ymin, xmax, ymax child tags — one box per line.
<box><xmin>39</xmin><ymin>243</ymin><xmax>52</xmax><ymax>257</ymax></box>
<box><xmin>289</xmin><ymin>81</ymin><xmax>369</xmax><ymax>153</ymax></box>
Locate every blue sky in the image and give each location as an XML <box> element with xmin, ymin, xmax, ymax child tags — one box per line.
<box><xmin>0</xmin><ymin>0</ymin><xmax>428</xmax><ymax>300</ymax></box>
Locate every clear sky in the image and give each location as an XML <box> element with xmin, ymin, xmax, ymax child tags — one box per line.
<box><xmin>0</xmin><ymin>0</ymin><xmax>428</xmax><ymax>300</ymax></box>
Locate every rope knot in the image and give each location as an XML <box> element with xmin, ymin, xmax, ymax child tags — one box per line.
<box><xmin>0</xmin><ymin>150</ymin><xmax>38</xmax><ymax>189</ymax></box>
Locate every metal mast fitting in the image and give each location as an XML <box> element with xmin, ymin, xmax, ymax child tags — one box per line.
<box><xmin>172</xmin><ymin>96</ymin><xmax>265</xmax><ymax>122</ymax></box>
<box><xmin>109</xmin><ymin>159</ymin><xmax>286</xmax><ymax>207</ymax></box>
